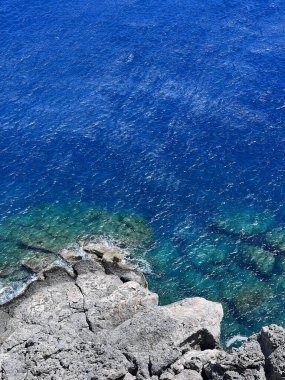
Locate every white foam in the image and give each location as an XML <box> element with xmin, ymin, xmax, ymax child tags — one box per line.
<box><xmin>0</xmin><ymin>275</ymin><xmax>37</xmax><ymax>305</ymax></box>
<box><xmin>226</xmin><ymin>334</ymin><xmax>248</xmax><ymax>348</ymax></box>
<box><xmin>0</xmin><ymin>258</ymin><xmax>74</xmax><ymax>305</ymax></box>
<box><xmin>128</xmin><ymin>257</ymin><xmax>153</xmax><ymax>274</ymax></box>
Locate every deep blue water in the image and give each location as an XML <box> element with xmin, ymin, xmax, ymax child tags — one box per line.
<box><xmin>1</xmin><ymin>0</ymin><xmax>285</xmax><ymax>342</ymax></box>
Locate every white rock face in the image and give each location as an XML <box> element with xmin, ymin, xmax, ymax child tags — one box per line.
<box><xmin>0</xmin><ymin>253</ymin><xmax>284</xmax><ymax>380</ymax></box>
<box><xmin>0</xmin><ymin>257</ymin><xmax>223</xmax><ymax>380</ymax></box>
<box><xmin>258</xmin><ymin>325</ymin><xmax>285</xmax><ymax>380</ymax></box>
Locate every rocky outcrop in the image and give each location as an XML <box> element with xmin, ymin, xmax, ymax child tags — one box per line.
<box><xmin>204</xmin><ymin>340</ymin><xmax>266</xmax><ymax>379</ymax></box>
<box><xmin>0</xmin><ymin>241</ymin><xmax>284</xmax><ymax>380</ymax></box>
<box><xmin>0</xmin><ymin>256</ymin><xmax>223</xmax><ymax>380</ymax></box>
<box><xmin>258</xmin><ymin>325</ymin><xmax>285</xmax><ymax>380</ymax></box>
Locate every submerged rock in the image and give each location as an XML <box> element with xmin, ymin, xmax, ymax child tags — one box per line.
<box><xmin>0</xmin><ymin>262</ymin><xmax>20</xmax><ymax>278</ymax></box>
<box><xmin>266</xmin><ymin>229</ymin><xmax>285</xmax><ymax>253</ymax></box>
<box><xmin>21</xmin><ymin>252</ymin><xmax>58</xmax><ymax>273</ymax></box>
<box><xmin>239</xmin><ymin>244</ymin><xmax>275</xmax><ymax>276</ymax></box>
<box><xmin>187</xmin><ymin>241</ymin><xmax>227</xmax><ymax>271</ymax></box>
<box><xmin>182</xmin><ymin>268</ymin><xmax>221</xmax><ymax>301</ymax></box>
<box><xmin>220</xmin><ymin>261</ymin><xmax>269</xmax><ymax>306</ymax></box>
<box><xmin>213</xmin><ymin>208</ymin><xmax>276</xmax><ymax>237</ymax></box>
<box><xmin>231</xmin><ymin>282</ymin><xmax>270</xmax><ymax>316</ymax></box>
<box><xmin>0</xmin><ymin>202</ymin><xmax>153</xmax><ymax>287</ymax></box>
<box><xmin>147</xmin><ymin>241</ymin><xmax>180</xmax><ymax>274</ymax></box>
<box><xmin>275</xmin><ymin>256</ymin><xmax>285</xmax><ymax>274</ymax></box>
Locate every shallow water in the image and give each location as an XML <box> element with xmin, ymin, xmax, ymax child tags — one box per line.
<box><xmin>1</xmin><ymin>0</ymin><xmax>285</xmax><ymax>341</ymax></box>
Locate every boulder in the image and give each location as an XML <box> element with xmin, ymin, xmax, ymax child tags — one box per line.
<box><xmin>108</xmin><ymin>297</ymin><xmax>223</xmax><ymax>377</ymax></box>
<box><xmin>102</xmin><ymin>260</ymin><xmax>148</xmax><ymax>288</ymax></box>
<box><xmin>258</xmin><ymin>325</ymin><xmax>285</xmax><ymax>380</ymax></box>
<box><xmin>267</xmin><ymin>346</ymin><xmax>285</xmax><ymax>379</ymax></box>
<box><xmin>204</xmin><ymin>340</ymin><xmax>266</xmax><ymax>379</ymax></box>
<box><xmin>82</xmin><ymin>237</ymin><xmax>130</xmax><ymax>262</ymax></box>
<box><xmin>171</xmin><ymin>349</ymin><xmax>220</xmax><ymax>373</ymax></box>
<box><xmin>59</xmin><ymin>244</ymin><xmax>86</xmax><ymax>263</ymax></box>
<box><xmin>258</xmin><ymin>325</ymin><xmax>285</xmax><ymax>358</ymax></box>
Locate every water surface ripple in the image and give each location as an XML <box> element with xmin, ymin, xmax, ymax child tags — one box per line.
<box><xmin>1</xmin><ymin>0</ymin><xmax>285</xmax><ymax>340</ymax></box>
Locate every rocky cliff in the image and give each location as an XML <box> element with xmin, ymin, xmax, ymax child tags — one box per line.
<box><xmin>0</xmin><ymin>241</ymin><xmax>284</xmax><ymax>380</ymax></box>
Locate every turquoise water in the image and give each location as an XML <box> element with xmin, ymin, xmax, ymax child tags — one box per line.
<box><xmin>1</xmin><ymin>0</ymin><xmax>285</xmax><ymax>341</ymax></box>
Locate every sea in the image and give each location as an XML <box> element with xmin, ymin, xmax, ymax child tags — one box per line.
<box><xmin>1</xmin><ymin>0</ymin><xmax>285</xmax><ymax>344</ymax></box>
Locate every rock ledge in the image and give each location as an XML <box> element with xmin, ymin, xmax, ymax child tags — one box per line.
<box><xmin>0</xmin><ymin>245</ymin><xmax>284</xmax><ymax>379</ymax></box>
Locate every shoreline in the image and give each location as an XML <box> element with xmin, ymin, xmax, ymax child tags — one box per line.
<box><xmin>0</xmin><ymin>240</ymin><xmax>284</xmax><ymax>379</ymax></box>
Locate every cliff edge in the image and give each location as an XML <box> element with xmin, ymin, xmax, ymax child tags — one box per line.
<box><xmin>0</xmin><ymin>241</ymin><xmax>284</xmax><ymax>380</ymax></box>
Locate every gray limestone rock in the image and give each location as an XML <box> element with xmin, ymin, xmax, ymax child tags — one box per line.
<box><xmin>171</xmin><ymin>349</ymin><xmax>220</xmax><ymax>373</ymax></box>
<box><xmin>258</xmin><ymin>325</ymin><xmax>285</xmax><ymax>358</ymax></box>
<box><xmin>59</xmin><ymin>244</ymin><xmax>86</xmax><ymax>263</ymax></box>
<box><xmin>108</xmin><ymin>297</ymin><xmax>223</xmax><ymax>378</ymax></box>
<box><xmin>82</xmin><ymin>237</ymin><xmax>130</xmax><ymax>263</ymax></box>
<box><xmin>258</xmin><ymin>325</ymin><xmax>285</xmax><ymax>380</ymax></box>
<box><xmin>173</xmin><ymin>369</ymin><xmax>203</xmax><ymax>379</ymax></box>
<box><xmin>204</xmin><ymin>340</ymin><xmax>266</xmax><ymax>379</ymax></box>
<box><xmin>267</xmin><ymin>346</ymin><xmax>285</xmax><ymax>380</ymax></box>
<box><xmin>0</xmin><ymin>258</ymin><xmax>223</xmax><ymax>380</ymax></box>
<box><xmin>0</xmin><ymin>252</ymin><xmax>284</xmax><ymax>380</ymax></box>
